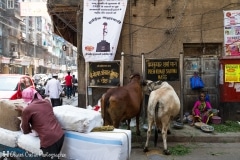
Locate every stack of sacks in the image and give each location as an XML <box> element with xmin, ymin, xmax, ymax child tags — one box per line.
<box><xmin>17</xmin><ymin>134</ymin><xmax>43</xmax><ymax>156</ymax></box>
<box><xmin>0</xmin><ymin>99</ymin><xmax>26</xmax><ymax>131</ymax></box>
<box><xmin>0</xmin><ymin>127</ymin><xmax>21</xmax><ymax>147</ymax></box>
<box><xmin>0</xmin><ymin>127</ymin><xmax>42</xmax><ymax>156</ymax></box>
<box><xmin>0</xmin><ymin>99</ymin><xmax>42</xmax><ymax>156</ymax></box>
<box><xmin>53</xmin><ymin>105</ymin><xmax>103</xmax><ymax>133</ymax></box>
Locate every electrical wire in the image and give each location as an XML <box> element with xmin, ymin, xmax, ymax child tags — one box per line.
<box><xmin>144</xmin><ymin>0</ymin><xmax>188</xmax><ymax>56</ymax></box>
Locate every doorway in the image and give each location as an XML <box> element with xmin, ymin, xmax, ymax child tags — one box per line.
<box><xmin>183</xmin><ymin>56</ymin><xmax>219</xmax><ymax>113</ymax></box>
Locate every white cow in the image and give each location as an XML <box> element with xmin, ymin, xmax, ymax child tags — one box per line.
<box><xmin>143</xmin><ymin>81</ymin><xmax>180</xmax><ymax>155</ymax></box>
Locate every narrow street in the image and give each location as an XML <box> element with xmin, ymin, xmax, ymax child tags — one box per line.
<box><xmin>130</xmin><ymin>142</ymin><xmax>240</xmax><ymax>160</ymax></box>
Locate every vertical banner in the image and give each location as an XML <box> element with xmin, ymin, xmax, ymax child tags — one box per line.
<box><xmin>224</xmin><ymin>10</ymin><xmax>240</xmax><ymax>56</ymax></box>
<box><xmin>82</xmin><ymin>0</ymin><xmax>127</xmax><ymax>62</ymax></box>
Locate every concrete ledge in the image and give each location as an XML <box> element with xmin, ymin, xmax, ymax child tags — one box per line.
<box><xmin>132</xmin><ymin>125</ymin><xmax>240</xmax><ymax>143</ymax></box>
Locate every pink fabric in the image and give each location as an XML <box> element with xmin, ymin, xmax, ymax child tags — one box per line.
<box><xmin>193</xmin><ymin>100</ymin><xmax>212</xmax><ymax>123</ymax></box>
<box><xmin>22</xmin><ymin>87</ymin><xmax>42</xmax><ymax>103</ymax></box>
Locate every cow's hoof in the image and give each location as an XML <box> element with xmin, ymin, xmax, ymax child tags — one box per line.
<box><xmin>167</xmin><ymin>130</ymin><xmax>171</xmax><ymax>134</ymax></box>
<box><xmin>143</xmin><ymin>147</ymin><xmax>149</xmax><ymax>152</ymax></box>
<box><xmin>163</xmin><ymin>149</ymin><xmax>171</xmax><ymax>155</ymax></box>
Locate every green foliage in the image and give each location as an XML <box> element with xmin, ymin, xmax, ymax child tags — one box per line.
<box><xmin>169</xmin><ymin>145</ymin><xmax>191</xmax><ymax>156</ymax></box>
<box><xmin>212</xmin><ymin>121</ymin><xmax>240</xmax><ymax>133</ymax></box>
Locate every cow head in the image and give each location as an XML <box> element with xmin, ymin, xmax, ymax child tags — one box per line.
<box><xmin>129</xmin><ymin>72</ymin><xmax>147</xmax><ymax>87</ymax></box>
<box><xmin>129</xmin><ymin>72</ymin><xmax>140</xmax><ymax>80</ymax></box>
<box><xmin>143</xmin><ymin>80</ymin><xmax>162</xmax><ymax>95</ymax></box>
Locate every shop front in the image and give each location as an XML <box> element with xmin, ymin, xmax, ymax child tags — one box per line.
<box><xmin>219</xmin><ymin>58</ymin><xmax>240</xmax><ymax>121</ymax></box>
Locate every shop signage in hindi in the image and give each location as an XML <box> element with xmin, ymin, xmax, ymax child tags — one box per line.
<box><xmin>145</xmin><ymin>59</ymin><xmax>179</xmax><ymax>81</ymax></box>
<box><xmin>89</xmin><ymin>61</ymin><xmax>120</xmax><ymax>86</ymax></box>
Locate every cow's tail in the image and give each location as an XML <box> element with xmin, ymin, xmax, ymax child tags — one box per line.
<box><xmin>154</xmin><ymin>102</ymin><xmax>159</xmax><ymax>147</ymax></box>
<box><xmin>102</xmin><ymin>93</ymin><xmax>110</xmax><ymax>126</ymax></box>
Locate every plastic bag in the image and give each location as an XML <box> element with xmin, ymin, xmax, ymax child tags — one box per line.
<box><xmin>190</xmin><ymin>75</ymin><xmax>204</xmax><ymax>90</ymax></box>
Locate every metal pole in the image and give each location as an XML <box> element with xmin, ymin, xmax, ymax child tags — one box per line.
<box><xmin>121</xmin><ymin>52</ymin><xmax>124</xmax><ymax>86</ymax></box>
<box><xmin>180</xmin><ymin>52</ymin><xmax>184</xmax><ymax>123</ymax></box>
<box><xmin>33</xmin><ymin>17</ymin><xmax>36</xmax><ymax>75</ymax></box>
<box><xmin>141</xmin><ymin>53</ymin><xmax>146</xmax><ymax>124</ymax></box>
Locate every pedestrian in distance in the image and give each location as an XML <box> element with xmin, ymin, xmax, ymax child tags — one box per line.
<box><xmin>72</xmin><ymin>74</ymin><xmax>78</xmax><ymax>97</ymax></box>
<box><xmin>65</xmin><ymin>71</ymin><xmax>73</xmax><ymax>99</ymax></box>
<box><xmin>45</xmin><ymin>73</ymin><xmax>63</xmax><ymax>107</ymax></box>
<box><xmin>15</xmin><ymin>87</ymin><xmax>65</xmax><ymax>160</ymax></box>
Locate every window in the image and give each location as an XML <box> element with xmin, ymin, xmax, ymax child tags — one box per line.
<box><xmin>7</xmin><ymin>0</ymin><xmax>14</xmax><ymax>9</ymax></box>
<box><xmin>10</xmin><ymin>43</ymin><xmax>16</xmax><ymax>52</ymax></box>
<box><xmin>0</xmin><ymin>36</ymin><xmax>2</xmax><ymax>54</ymax></box>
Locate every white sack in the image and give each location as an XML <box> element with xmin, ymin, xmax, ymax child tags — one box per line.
<box><xmin>17</xmin><ymin>134</ymin><xmax>43</xmax><ymax>156</ymax></box>
<box><xmin>60</xmin><ymin>129</ymin><xmax>131</xmax><ymax>160</ymax></box>
<box><xmin>53</xmin><ymin>105</ymin><xmax>103</xmax><ymax>133</ymax></box>
<box><xmin>0</xmin><ymin>127</ymin><xmax>21</xmax><ymax>147</ymax></box>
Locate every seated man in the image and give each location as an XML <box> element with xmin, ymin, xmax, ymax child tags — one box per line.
<box><xmin>192</xmin><ymin>92</ymin><xmax>213</xmax><ymax>125</ymax></box>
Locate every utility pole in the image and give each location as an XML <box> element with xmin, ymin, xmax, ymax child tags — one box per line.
<box><xmin>33</xmin><ymin>16</ymin><xmax>36</xmax><ymax>75</ymax></box>
<box><xmin>77</xmin><ymin>1</ymin><xmax>86</xmax><ymax>108</ymax></box>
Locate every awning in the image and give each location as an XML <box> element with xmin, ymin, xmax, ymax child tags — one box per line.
<box><xmin>20</xmin><ymin>56</ymin><xmax>32</xmax><ymax>66</ymax></box>
<box><xmin>1</xmin><ymin>57</ymin><xmax>10</xmax><ymax>64</ymax></box>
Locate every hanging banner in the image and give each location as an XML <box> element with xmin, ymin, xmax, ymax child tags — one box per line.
<box><xmin>82</xmin><ymin>0</ymin><xmax>127</xmax><ymax>62</ymax></box>
<box><xmin>223</xmin><ymin>10</ymin><xmax>240</xmax><ymax>56</ymax></box>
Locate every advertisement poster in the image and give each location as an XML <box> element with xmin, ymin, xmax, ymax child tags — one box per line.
<box><xmin>224</xmin><ymin>10</ymin><xmax>240</xmax><ymax>56</ymax></box>
<box><xmin>225</xmin><ymin>64</ymin><xmax>240</xmax><ymax>82</ymax></box>
<box><xmin>82</xmin><ymin>0</ymin><xmax>127</xmax><ymax>62</ymax></box>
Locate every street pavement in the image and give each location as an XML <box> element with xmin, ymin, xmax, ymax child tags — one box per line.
<box><xmin>62</xmin><ymin>95</ymin><xmax>78</xmax><ymax>107</ymax></box>
<box><xmin>130</xmin><ymin>142</ymin><xmax>240</xmax><ymax>160</ymax></box>
<box><xmin>62</xmin><ymin>96</ymin><xmax>240</xmax><ymax>160</ymax></box>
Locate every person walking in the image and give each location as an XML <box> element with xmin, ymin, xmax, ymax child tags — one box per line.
<box><xmin>15</xmin><ymin>87</ymin><xmax>65</xmax><ymax>160</ymax></box>
<box><xmin>72</xmin><ymin>74</ymin><xmax>78</xmax><ymax>97</ymax></box>
<box><xmin>45</xmin><ymin>74</ymin><xmax>63</xmax><ymax>107</ymax></box>
<box><xmin>65</xmin><ymin>71</ymin><xmax>73</xmax><ymax>99</ymax></box>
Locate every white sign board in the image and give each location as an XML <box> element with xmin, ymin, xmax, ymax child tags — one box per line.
<box><xmin>20</xmin><ymin>2</ymin><xmax>48</xmax><ymax>17</ymax></box>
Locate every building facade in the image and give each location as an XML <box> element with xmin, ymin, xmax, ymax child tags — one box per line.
<box><xmin>118</xmin><ymin>0</ymin><xmax>240</xmax><ymax>121</ymax></box>
<box><xmin>0</xmin><ymin>0</ymin><xmax>76</xmax><ymax>76</ymax></box>
<box><xmin>67</xmin><ymin>0</ymin><xmax>238</xmax><ymax>121</ymax></box>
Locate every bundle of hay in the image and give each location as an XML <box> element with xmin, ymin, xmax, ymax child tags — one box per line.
<box><xmin>91</xmin><ymin>125</ymin><xmax>114</xmax><ymax>132</ymax></box>
<box><xmin>0</xmin><ymin>99</ymin><xmax>26</xmax><ymax>131</ymax></box>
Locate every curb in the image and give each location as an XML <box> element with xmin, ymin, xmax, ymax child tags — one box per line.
<box><xmin>131</xmin><ymin>126</ymin><xmax>240</xmax><ymax>143</ymax></box>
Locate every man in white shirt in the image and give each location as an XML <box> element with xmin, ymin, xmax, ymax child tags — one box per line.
<box><xmin>45</xmin><ymin>74</ymin><xmax>63</xmax><ymax>107</ymax></box>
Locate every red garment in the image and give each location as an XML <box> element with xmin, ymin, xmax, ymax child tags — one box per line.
<box><xmin>65</xmin><ymin>75</ymin><xmax>73</xmax><ymax>86</ymax></box>
<box><xmin>21</xmin><ymin>99</ymin><xmax>64</xmax><ymax>148</ymax></box>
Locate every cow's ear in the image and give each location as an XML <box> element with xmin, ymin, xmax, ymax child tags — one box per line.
<box><xmin>142</xmin><ymin>80</ymin><xmax>147</xmax><ymax>86</ymax></box>
<box><xmin>156</xmin><ymin>81</ymin><xmax>162</xmax><ymax>85</ymax></box>
<box><xmin>145</xmin><ymin>80</ymin><xmax>152</xmax><ymax>85</ymax></box>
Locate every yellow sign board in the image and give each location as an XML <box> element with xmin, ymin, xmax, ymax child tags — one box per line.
<box><xmin>225</xmin><ymin>64</ymin><xmax>240</xmax><ymax>82</ymax></box>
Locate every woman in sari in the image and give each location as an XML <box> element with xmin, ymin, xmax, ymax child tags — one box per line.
<box><xmin>192</xmin><ymin>92</ymin><xmax>213</xmax><ymax>125</ymax></box>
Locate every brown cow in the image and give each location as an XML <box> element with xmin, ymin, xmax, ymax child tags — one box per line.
<box><xmin>100</xmin><ymin>72</ymin><xmax>145</xmax><ymax>135</ymax></box>
<box><xmin>143</xmin><ymin>81</ymin><xmax>180</xmax><ymax>155</ymax></box>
